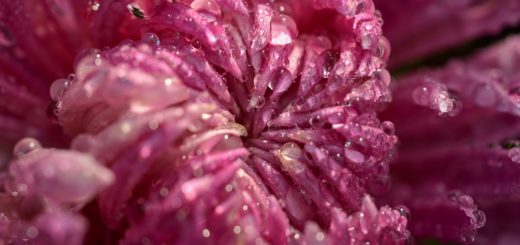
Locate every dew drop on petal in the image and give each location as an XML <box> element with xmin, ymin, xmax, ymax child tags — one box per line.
<box><xmin>49</xmin><ymin>78</ymin><xmax>70</xmax><ymax>101</ymax></box>
<box><xmin>94</xmin><ymin>53</ymin><xmax>102</xmax><ymax>66</ymax></box>
<box><xmin>458</xmin><ymin>195</ymin><xmax>474</xmax><ymax>208</ymax></box>
<box><xmin>280</xmin><ymin>143</ymin><xmax>302</xmax><ymax>161</ymax></box>
<box><xmin>317</xmin><ymin>49</ymin><xmax>340</xmax><ymax>79</ymax></box>
<box><xmin>141</xmin><ymin>33</ymin><xmax>160</xmax><ymax>46</ymax></box>
<box><xmin>381</xmin><ymin>121</ymin><xmax>395</xmax><ymax>135</ymax></box>
<box><xmin>412</xmin><ymin>87</ymin><xmax>430</xmax><ymax>106</ymax></box>
<box><xmin>14</xmin><ymin>138</ymin><xmax>42</xmax><ymax>158</ymax></box>
<box><xmin>508</xmin><ymin>147</ymin><xmax>520</xmax><ymax>163</ymax></box>
<box><xmin>90</xmin><ymin>1</ymin><xmax>100</xmax><ymax>11</ymax></box>
<box><xmin>473</xmin><ymin>209</ymin><xmax>486</xmax><ymax>228</ymax></box>
<box><xmin>26</xmin><ymin>226</ymin><xmax>38</xmax><ymax>239</ymax></box>
<box><xmin>376</xmin><ymin>37</ymin><xmax>391</xmax><ymax>61</ymax></box>
<box><xmin>268</xmin><ymin>80</ymin><xmax>276</xmax><ymax>90</ymax></box>
<box><xmin>309</xmin><ymin>115</ymin><xmax>325</xmax><ymax>128</ymax></box>
<box><xmin>270</xmin><ymin>14</ymin><xmax>297</xmax><ymax>45</ymax></box>
<box><xmin>395</xmin><ymin>205</ymin><xmax>411</xmax><ymax>220</ymax></box>
<box><xmin>225</xmin><ymin>184</ymin><xmax>233</xmax><ymax>192</ymax></box>
<box><xmin>159</xmin><ymin>187</ymin><xmax>169</xmax><ymax>197</ymax></box>
<box><xmin>202</xmin><ymin>229</ymin><xmax>211</xmax><ymax>238</ymax></box>
<box><xmin>374</xmin><ymin>68</ymin><xmax>391</xmax><ymax>86</ymax></box>
<box><xmin>251</xmin><ymin>95</ymin><xmax>266</xmax><ymax>108</ymax></box>
<box><xmin>67</xmin><ymin>73</ymin><xmax>76</xmax><ymax>81</ymax></box>
<box><xmin>278</xmin><ymin>143</ymin><xmax>305</xmax><ymax>173</ymax></box>
<box><xmin>233</xmin><ymin>225</ymin><xmax>241</xmax><ymax>234</ymax></box>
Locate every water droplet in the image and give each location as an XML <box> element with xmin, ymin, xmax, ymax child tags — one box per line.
<box><xmin>14</xmin><ymin>138</ymin><xmax>42</xmax><ymax>157</ymax></box>
<box><xmin>274</xmin><ymin>2</ymin><xmax>292</xmax><ymax>14</ymax></box>
<box><xmin>381</xmin><ymin>121</ymin><xmax>395</xmax><ymax>135</ymax></box>
<box><xmin>270</xmin><ymin>14</ymin><xmax>297</xmax><ymax>45</ymax></box>
<box><xmin>458</xmin><ymin>195</ymin><xmax>474</xmax><ymax>208</ymax></box>
<box><xmin>472</xmin><ymin>209</ymin><xmax>486</xmax><ymax>228</ymax></box>
<box><xmin>344</xmin><ymin>141</ymin><xmax>353</xmax><ymax>148</ymax></box>
<box><xmin>159</xmin><ymin>187</ymin><xmax>169</xmax><ymax>197</ymax></box>
<box><xmin>280</xmin><ymin>143</ymin><xmax>302</xmax><ymax>161</ymax></box>
<box><xmin>356</xmin><ymin>1</ymin><xmax>367</xmax><ymax>13</ymax></box>
<box><xmin>141</xmin><ymin>33</ymin><xmax>160</xmax><ymax>46</ymax></box>
<box><xmin>374</xmin><ymin>69</ymin><xmax>391</xmax><ymax>85</ymax></box>
<box><xmin>295</xmin><ymin>97</ymin><xmax>306</xmax><ymax>106</ymax></box>
<box><xmin>361</xmin><ymin>34</ymin><xmax>372</xmax><ymax>50</ymax></box>
<box><xmin>278</xmin><ymin>143</ymin><xmax>305</xmax><ymax>172</ymax></box>
<box><xmin>193</xmin><ymin>167</ymin><xmax>204</xmax><ymax>177</ymax></box>
<box><xmin>412</xmin><ymin>87</ymin><xmax>430</xmax><ymax>106</ymax></box>
<box><xmin>376</xmin><ymin>37</ymin><xmax>391</xmax><ymax>61</ymax></box>
<box><xmin>26</xmin><ymin>226</ymin><xmax>38</xmax><ymax>239</ymax></box>
<box><xmin>268</xmin><ymin>80</ymin><xmax>275</xmax><ymax>90</ymax></box>
<box><xmin>309</xmin><ymin>115</ymin><xmax>325</xmax><ymax>128</ymax></box>
<box><xmin>317</xmin><ymin>49</ymin><xmax>340</xmax><ymax>78</ymax></box>
<box><xmin>447</xmin><ymin>90</ymin><xmax>463</xmax><ymax>116</ymax></box>
<box><xmin>250</xmin><ymin>95</ymin><xmax>266</xmax><ymax>108</ymax></box>
<box><xmin>46</xmin><ymin>101</ymin><xmax>59</xmax><ymax>123</ymax></box>
<box><xmin>508</xmin><ymin>147</ymin><xmax>520</xmax><ymax>163</ymax></box>
<box><xmin>94</xmin><ymin>53</ymin><xmax>102</xmax><ymax>66</ymax></box>
<box><xmin>90</xmin><ymin>1</ymin><xmax>100</xmax><ymax>11</ymax></box>
<box><xmin>233</xmin><ymin>225</ymin><xmax>241</xmax><ymax>234</ymax></box>
<box><xmin>202</xmin><ymin>228</ymin><xmax>211</xmax><ymax>238</ymax></box>
<box><xmin>396</xmin><ymin>205</ymin><xmax>411</xmax><ymax>220</ymax></box>
<box><xmin>438</xmin><ymin>96</ymin><xmax>452</xmax><ymax>113</ymax></box>
<box><xmin>49</xmin><ymin>78</ymin><xmax>70</xmax><ymax>101</ymax></box>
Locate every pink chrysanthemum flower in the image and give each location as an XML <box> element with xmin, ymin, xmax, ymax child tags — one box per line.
<box><xmin>0</xmin><ymin>0</ymin><xmax>518</xmax><ymax>244</ymax></box>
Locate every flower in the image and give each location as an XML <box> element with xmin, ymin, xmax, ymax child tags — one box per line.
<box><xmin>0</xmin><ymin>0</ymin><xmax>518</xmax><ymax>244</ymax></box>
<box><xmin>382</xmin><ymin>34</ymin><xmax>520</xmax><ymax>244</ymax></box>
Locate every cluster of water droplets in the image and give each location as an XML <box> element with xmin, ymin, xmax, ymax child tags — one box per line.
<box><xmin>447</xmin><ymin>191</ymin><xmax>486</xmax><ymax>243</ymax></box>
<box><xmin>412</xmin><ymin>81</ymin><xmax>462</xmax><ymax>116</ymax></box>
<box><xmin>48</xmin><ymin>74</ymin><xmax>76</xmax><ymax>118</ymax></box>
<box><xmin>509</xmin><ymin>147</ymin><xmax>520</xmax><ymax>163</ymax></box>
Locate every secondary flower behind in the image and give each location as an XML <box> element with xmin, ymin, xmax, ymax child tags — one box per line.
<box><xmin>0</xmin><ymin>0</ymin><xmax>518</xmax><ymax>244</ymax></box>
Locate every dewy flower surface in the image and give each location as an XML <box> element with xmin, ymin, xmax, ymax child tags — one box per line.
<box><xmin>0</xmin><ymin>0</ymin><xmax>518</xmax><ymax>244</ymax></box>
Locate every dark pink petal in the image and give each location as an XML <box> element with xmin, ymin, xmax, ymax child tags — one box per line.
<box><xmin>384</xmin><ymin>34</ymin><xmax>520</xmax><ymax>243</ymax></box>
<box><xmin>375</xmin><ymin>0</ymin><xmax>520</xmax><ymax>67</ymax></box>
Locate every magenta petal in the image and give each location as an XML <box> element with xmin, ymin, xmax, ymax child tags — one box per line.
<box><xmin>9</xmin><ymin>148</ymin><xmax>113</xmax><ymax>204</ymax></box>
<box><xmin>376</xmin><ymin>0</ymin><xmax>520</xmax><ymax>67</ymax></box>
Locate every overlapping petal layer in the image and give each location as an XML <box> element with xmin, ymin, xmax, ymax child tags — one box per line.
<box><xmin>384</xmin><ymin>35</ymin><xmax>520</xmax><ymax>244</ymax></box>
